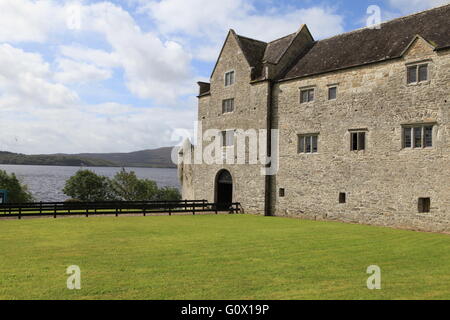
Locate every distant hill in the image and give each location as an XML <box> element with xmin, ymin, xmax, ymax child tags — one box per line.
<box><xmin>0</xmin><ymin>147</ymin><xmax>177</xmax><ymax>168</ymax></box>
<box><xmin>70</xmin><ymin>147</ymin><xmax>177</xmax><ymax>168</ymax></box>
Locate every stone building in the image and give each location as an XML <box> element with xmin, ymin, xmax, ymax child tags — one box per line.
<box><xmin>178</xmin><ymin>5</ymin><xmax>450</xmax><ymax>232</ymax></box>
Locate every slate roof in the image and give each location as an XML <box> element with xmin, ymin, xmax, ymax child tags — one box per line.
<box><xmin>283</xmin><ymin>4</ymin><xmax>450</xmax><ymax>80</ymax></box>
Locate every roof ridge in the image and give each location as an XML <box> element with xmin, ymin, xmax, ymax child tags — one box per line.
<box><xmin>316</xmin><ymin>3</ymin><xmax>450</xmax><ymax>43</ymax></box>
<box><xmin>235</xmin><ymin>34</ymin><xmax>267</xmax><ymax>44</ymax></box>
<box><xmin>268</xmin><ymin>32</ymin><xmax>297</xmax><ymax>45</ymax></box>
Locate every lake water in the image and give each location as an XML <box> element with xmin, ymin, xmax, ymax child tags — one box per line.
<box><xmin>0</xmin><ymin>165</ymin><xmax>180</xmax><ymax>202</ymax></box>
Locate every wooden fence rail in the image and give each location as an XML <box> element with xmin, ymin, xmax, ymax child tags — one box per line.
<box><xmin>0</xmin><ymin>200</ymin><xmax>242</xmax><ymax>219</ymax></box>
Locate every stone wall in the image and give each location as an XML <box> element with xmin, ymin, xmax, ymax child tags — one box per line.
<box><xmin>272</xmin><ymin>38</ymin><xmax>450</xmax><ymax>232</ymax></box>
<box><xmin>183</xmin><ymin>31</ymin><xmax>269</xmax><ymax>213</ymax></box>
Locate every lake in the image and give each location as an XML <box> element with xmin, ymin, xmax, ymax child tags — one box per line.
<box><xmin>0</xmin><ymin>165</ymin><xmax>180</xmax><ymax>202</ymax></box>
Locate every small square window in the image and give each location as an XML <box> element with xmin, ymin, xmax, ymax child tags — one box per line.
<box><xmin>279</xmin><ymin>188</ymin><xmax>285</xmax><ymax>197</ymax></box>
<box><xmin>300</xmin><ymin>88</ymin><xmax>314</xmax><ymax>103</ymax></box>
<box><xmin>298</xmin><ymin>134</ymin><xmax>319</xmax><ymax>154</ymax></box>
<box><xmin>221</xmin><ymin>130</ymin><xmax>234</xmax><ymax>147</ymax></box>
<box><xmin>339</xmin><ymin>193</ymin><xmax>346</xmax><ymax>204</ymax></box>
<box><xmin>328</xmin><ymin>87</ymin><xmax>337</xmax><ymax>100</ymax></box>
<box><xmin>350</xmin><ymin>131</ymin><xmax>366</xmax><ymax>151</ymax></box>
<box><xmin>222</xmin><ymin>98</ymin><xmax>234</xmax><ymax>114</ymax></box>
<box><xmin>407</xmin><ymin>64</ymin><xmax>428</xmax><ymax>84</ymax></box>
<box><xmin>418</xmin><ymin>198</ymin><xmax>430</xmax><ymax>213</ymax></box>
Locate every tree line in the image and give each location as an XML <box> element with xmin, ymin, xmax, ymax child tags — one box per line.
<box><xmin>0</xmin><ymin>169</ymin><xmax>180</xmax><ymax>203</ymax></box>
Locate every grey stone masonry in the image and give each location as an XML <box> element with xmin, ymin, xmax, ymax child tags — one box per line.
<box><xmin>179</xmin><ymin>5</ymin><xmax>450</xmax><ymax>233</ymax></box>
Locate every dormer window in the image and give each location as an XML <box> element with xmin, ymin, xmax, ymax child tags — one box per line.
<box><xmin>225</xmin><ymin>71</ymin><xmax>235</xmax><ymax>87</ymax></box>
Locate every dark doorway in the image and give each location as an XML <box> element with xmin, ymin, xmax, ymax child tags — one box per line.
<box><xmin>215</xmin><ymin>170</ymin><xmax>233</xmax><ymax>210</ymax></box>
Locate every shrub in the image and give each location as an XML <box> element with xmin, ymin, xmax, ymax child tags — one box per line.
<box><xmin>0</xmin><ymin>170</ymin><xmax>34</xmax><ymax>203</ymax></box>
<box><xmin>156</xmin><ymin>186</ymin><xmax>182</xmax><ymax>201</ymax></box>
<box><xmin>109</xmin><ymin>169</ymin><xmax>159</xmax><ymax>201</ymax></box>
<box><xmin>63</xmin><ymin>170</ymin><xmax>112</xmax><ymax>202</ymax></box>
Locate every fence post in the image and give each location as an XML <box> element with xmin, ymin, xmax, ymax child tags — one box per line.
<box><xmin>54</xmin><ymin>204</ymin><xmax>57</xmax><ymax>218</ymax></box>
<box><xmin>115</xmin><ymin>207</ymin><xmax>118</xmax><ymax>217</ymax></box>
<box><xmin>40</xmin><ymin>202</ymin><xmax>42</xmax><ymax>215</ymax></box>
<box><xmin>193</xmin><ymin>202</ymin><xmax>196</xmax><ymax>216</ymax></box>
<box><xmin>185</xmin><ymin>199</ymin><xmax>187</xmax><ymax>212</ymax></box>
<box><xmin>143</xmin><ymin>205</ymin><xmax>146</xmax><ymax>217</ymax></box>
<box><xmin>18</xmin><ymin>207</ymin><xmax>21</xmax><ymax>220</ymax></box>
<box><xmin>86</xmin><ymin>207</ymin><xmax>89</xmax><ymax>218</ymax></box>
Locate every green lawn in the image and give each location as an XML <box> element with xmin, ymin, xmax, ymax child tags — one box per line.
<box><xmin>0</xmin><ymin>214</ymin><xmax>449</xmax><ymax>300</ymax></box>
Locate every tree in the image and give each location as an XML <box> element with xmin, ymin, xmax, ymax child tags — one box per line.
<box><xmin>63</xmin><ymin>170</ymin><xmax>112</xmax><ymax>202</ymax></box>
<box><xmin>0</xmin><ymin>170</ymin><xmax>34</xmax><ymax>203</ymax></box>
<box><xmin>109</xmin><ymin>169</ymin><xmax>158</xmax><ymax>201</ymax></box>
<box><xmin>156</xmin><ymin>186</ymin><xmax>181</xmax><ymax>201</ymax></box>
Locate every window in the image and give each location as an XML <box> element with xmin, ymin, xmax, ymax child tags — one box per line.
<box><xmin>279</xmin><ymin>188</ymin><xmax>285</xmax><ymax>197</ymax></box>
<box><xmin>298</xmin><ymin>134</ymin><xmax>318</xmax><ymax>154</ymax></box>
<box><xmin>300</xmin><ymin>88</ymin><xmax>315</xmax><ymax>103</ymax></box>
<box><xmin>225</xmin><ymin>71</ymin><xmax>235</xmax><ymax>87</ymax></box>
<box><xmin>221</xmin><ymin>130</ymin><xmax>234</xmax><ymax>147</ymax></box>
<box><xmin>407</xmin><ymin>64</ymin><xmax>428</xmax><ymax>84</ymax></box>
<box><xmin>418</xmin><ymin>198</ymin><xmax>430</xmax><ymax>213</ymax></box>
<box><xmin>222</xmin><ymin>98</ymin><xmax>234</xmax><ymax>114</ymax></box>
<box><xmin>403</xmin><ymin>125</ymin><xmax>433</xmax><ymax>149</ymax></box>
<box><xmin>339</xmin><ymin>193</ymin><xmax>346</xmax><ymax>204</ymax></box>
<box><xmin>350</xmin><ymin>131</ymin><xmax>366</xmax><ymax>151</ymax></box>
<box><xmin>328</xmin><ymin>86</ymin><xmax>337</xmax><ymax>100</ymax></box>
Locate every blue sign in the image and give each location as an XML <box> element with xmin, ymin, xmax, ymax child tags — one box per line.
<box><xmin>0</xmin><ymin>190</ymin><xmax>8</xmax><ymax>204</ymax></box>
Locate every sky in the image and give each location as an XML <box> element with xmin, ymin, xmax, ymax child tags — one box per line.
<box><xmin>0</xmin><ymin>0</ymin><xmax>448</xmax><ymax>154</ymax></box>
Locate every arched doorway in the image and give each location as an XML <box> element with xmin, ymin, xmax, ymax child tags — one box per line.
<box><xmin>215</xmin><ymin>170</ymin><xmax>233</xmax><ymax>210</ymax></box>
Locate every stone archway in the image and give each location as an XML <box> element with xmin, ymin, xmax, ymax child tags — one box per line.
<box><xmin>215</xmin><ymin>170</ymin><xmax>233</xmax><ymax>210</ymax></box>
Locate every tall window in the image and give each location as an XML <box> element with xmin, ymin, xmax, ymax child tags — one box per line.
<box><xmin>350</xmin><ymin>131</ymin><xmax>366</xmax><ymax>151</ymax></box>
<box><xmin>298</xmin><ymin>134</ymin><xmax>319</xmax><ymax>154</ymax></box>
<box><xmin>222</xmin><ymin>98</ymin><xmax>234</xmax><ymax>114</ymax></box>
<box><xmin>221</xmin><ymin>130</ymin><xmax>234</xmax><ymax>147</ymax></box>
<box><xmin>407</xmin><ymin>64</ymin><xmax>428</xmax><ymax>84</ymax></box>
<box><xmin>300</xmin><ymin>88</ymin><xmax>315</xmax><ymax>103</ymax></box>
<box><xmin>225</xmin><ymin>71</ymin><xmax>235</xmax><ymax>87</ymax></box>
<box><xmin>403</xmin><ymin>125</ymin><xmax>433</xmax><ymax>149</ymax></box>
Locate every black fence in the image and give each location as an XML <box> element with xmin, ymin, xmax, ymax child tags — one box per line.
<box><xmin>0</xmin><ymin>200</ymin><xmax>242</xmax><ymax>219</ymax></box>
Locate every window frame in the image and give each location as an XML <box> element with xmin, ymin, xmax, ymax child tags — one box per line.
<box><xmin>222</xmin><ymin>98</ymin><xmax>235</xmax><ymax>114</ymax></box>
<box><xmin>407</xmin><ymin>63</ymin><xmax>429</xmax><ymax>84</ymax></box>
<box><xmin>349</xmin><ymin>130</ymin><xmax>367</xmax><ymax>151</ymax></box>
<box><xmin>300</xmin><ymin>88</ymin><xmax>315</xmax><ymax>104</ymax></box>
<box><xmin>328</xmin><ymin>86</ymin><xmax>338</xmax><ymax>100</ymax></box>
<box><xmin>224</xmin><ymin>70</ymin><xmax>235</xmax><ymax>87</ymax></box>
<box><xmin>298</xmin><ymin>134</ymin><xmax>319</xmax><ymax>154</ymax></box>
<box><xmin>221</xmin><ymin>130</ymin><xmax>235</xmax><ymax>148</ymax></box>
<box><xmin>418</xmin><ymin>198</ymin><xmax>431</xmax><ymax>213</ymax></box>
<box><xmin>402</xmin><ymin>124</ymin><xmax>434</xmax><ymax>149</ymax></box>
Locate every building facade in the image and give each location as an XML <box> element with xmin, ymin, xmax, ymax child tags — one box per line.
<box><xmin>179</xmin><ymin>5</ymin><xmax>450</xmax><ymax>233</ymax></box>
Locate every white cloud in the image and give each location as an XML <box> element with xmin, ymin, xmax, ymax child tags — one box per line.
<box><xmin>0</xmin><ymin>43</ymin><xmax>195</xmax><ymax>154</ymax></box>
<box><xmin>0</xmin><ymin>44</ymin><xmax>78</xmax><ymax>108</ymax></box>
<box><xmin>141</xmin><ymin>0</ymin><xmax>345</xmax><ymax>62</ymax></box>
<box><xmin>387</xmin><ymin>0</ymin><xmax>449</xmax><ymax>13</ymax></box>
<box><xmin>54</xmin><ymin>58</ymin><xmax>112</xmax><ymax>84</ymax></box>
<box><xmin>0</xmin><ymin>0</ymin><xmax>65</xmax><ymax>42</ymax></box>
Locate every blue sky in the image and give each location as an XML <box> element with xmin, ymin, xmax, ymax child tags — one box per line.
<box><xmin>0</xmin><ymin>0</ymin><xmax>448</xmax><ymax>154</ymax></box>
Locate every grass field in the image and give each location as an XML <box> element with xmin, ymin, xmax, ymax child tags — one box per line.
<box><xmin>0</xmin><ymin>214</ymin><xmax>449</xmax><ymax>300</ymax></box>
